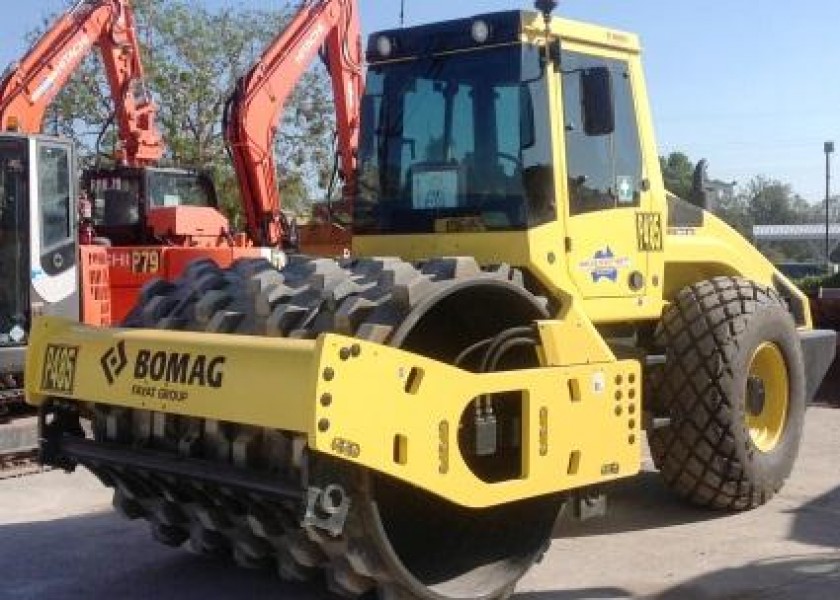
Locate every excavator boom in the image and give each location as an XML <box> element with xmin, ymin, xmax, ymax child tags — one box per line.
<box><xmin>223</xmin><ymin>0</ymin><xmax>363</xmax><ymax>247</ymax></box>
<box><xmin>0</xmin><ymin>0</ymin><xmax>162</xmax><ymax>165</ymax></box>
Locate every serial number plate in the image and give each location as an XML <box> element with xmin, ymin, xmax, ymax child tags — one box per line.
<box><xmin>131</xmin><ymin>250</ymin><xmax>162</xmax><ymax>274</ymax></box>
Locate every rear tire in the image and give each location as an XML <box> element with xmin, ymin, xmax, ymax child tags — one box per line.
<box><xmin>648</xmin><ymin>276</ymin><xmax>805</xmax><ymax>509</ymax></box>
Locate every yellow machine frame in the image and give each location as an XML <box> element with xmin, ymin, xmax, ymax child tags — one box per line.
<box><xmin>25</xmin><ymin>12</ymin><xmax>811</xmax><ymax>510</ymax></box>
<box><xmin>28</xmin><ymin>315</ymin><xmax>640</xmax><ymax>508</ymax></box>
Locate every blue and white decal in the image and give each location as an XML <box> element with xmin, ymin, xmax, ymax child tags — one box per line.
<box><xmin>578</xmin><ymin>247</ymin><xmax>630</xmax><ymax>283</ymax></box>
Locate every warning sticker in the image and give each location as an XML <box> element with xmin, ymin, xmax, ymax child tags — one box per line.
<box><xmin>41</xmin><ymin>344</ymin><xmax>79</xmax><ymax>394</ymax></box>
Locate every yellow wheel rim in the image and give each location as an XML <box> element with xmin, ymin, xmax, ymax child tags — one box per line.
<box><xmin>745</xmin><ymin>342</ymin><xmax>789</xmax><ymax>453</ymax></box>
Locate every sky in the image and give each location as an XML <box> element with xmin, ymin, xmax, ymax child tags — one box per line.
<box><xmin>3</xmin><ymin>1</ymin><xmax>840</xmax><ymax>202</ymax></box>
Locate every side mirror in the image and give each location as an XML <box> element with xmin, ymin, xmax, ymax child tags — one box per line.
<box><xmin>689</xmin><ymin>159</ymin><xmax>710</xmax><ymax>210</ymax></box>
<box><xmin>581</xmin><ymin>67</ymin><xmax>615</xmax><ymax>136</ymax></box>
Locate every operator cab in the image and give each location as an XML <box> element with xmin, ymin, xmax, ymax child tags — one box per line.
<box><xmin>82</xmin><ymin>166</ymin><xmax>218</xmax><ymax>246</ymax></box>
<box><xmin>357</xmin><ymin>11</ymin><xmax>654</xmax><ymax>303</ymax></box>
<box><xmin>357</xmin><ymin>12</ymin><xmax>558</xmax><ymax>235</ymax></box>
<box><xmin>356</xmin><ymin>11</ymin><xmax>622</xmax><ymax>239</ymax></box>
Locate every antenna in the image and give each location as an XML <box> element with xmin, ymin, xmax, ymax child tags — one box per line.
<box><xmin>535</xmin><ymin>0</ymin><xmax>558</xmax><ymax>64</ymax></box>
<box><xmin>400</xmin><ymin>0</ymin><xmax>405</xmax><ymax>27</ymax></box>
<box><xmin>535</xmin><ymin>0</ymin><xmax>557</xmax><ymax>25</ymax></box>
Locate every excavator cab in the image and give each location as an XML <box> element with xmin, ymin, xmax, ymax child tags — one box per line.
<box><xmin>82</xmin><ymin>166</ymin><xmax>218</xmax><ymax>246</ymax></box>
<box><xmin>0</xmin><ymin>132</ymin><xmax>219</xmax><ymax>365</ymax></box>
<box><xmin>0</xmin><ymin>133</ymin><xmax>226</xmax><ymax>396</ymax></box>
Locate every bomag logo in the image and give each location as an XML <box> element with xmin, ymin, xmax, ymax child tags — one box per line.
<box><xmin>41</xmin><ymin>344</ymin><xmax>79</xmax><ymax>394</ymax></box>
<box><xmin>134</xmin><ymin>350</ymin><xmax>226</xmax><ymax>389</ymax></box>
<box><xmin>100</xmin><ymin>344</ymin><xmax>227</xmax><ymax>389</ymax></box>
<box><xmin>100</xmin><ymin>341</ymin><xmax>128</xmax><ymax>385</ymax></box>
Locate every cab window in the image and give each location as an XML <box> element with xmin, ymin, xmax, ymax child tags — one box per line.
<box><xmin>148</xmin><ymin>172</ymin><xmax>213</xmax><ymax>208</ymax></box>
<box><xmin>38</xmin><ymin>144</ymin><xmax>73</xmax><ymax>249</ymax></box>
<box><xmin>562</xmin><ymin>51</ymin><xmax>643</xmax><ymax>216</ymax></box>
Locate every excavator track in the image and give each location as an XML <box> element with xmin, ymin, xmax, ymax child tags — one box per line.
<box><xmin>54</xmin><ymin>256</ymin><xmax>564</xmax><ymax>599</ymax></box>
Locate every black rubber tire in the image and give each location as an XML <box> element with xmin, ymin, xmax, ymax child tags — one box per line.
<box><xmin>116</xmin><ymin>255</ymin><xmax>562</xmax><ymax>599</ymax></box>
<box><xmin>648</xmin><ymin>276</ymin><xmax>806</xmax><ymax>510</ymax></box>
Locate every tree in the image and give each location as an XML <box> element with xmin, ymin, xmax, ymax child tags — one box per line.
<box><xmin>742</xmin><ymin>176</ymin><xmax>817</xmax><ymax>262</ymax></box>
<box><xmin>658</xmin><ymin>152</ymin><xmax>824</xmax><ymax>261</ymax></box>
<box><xmin>746</xmin><ymin>176</ymin><xmax>798</xmax><ymax>225</ymax></box>
<box><xmin>659</xmin><ymin>152</ymin><xmax>695</xmax><ymax>200</ymax></box>
<box><xmin>714</xmin><ymin>190</ymin><xmax>752</xmax><ymax>237</ymax></box>
<box><xmin>659</xmin><ymin>151</ymin><xmax>752</xmax><ymax>234</ymax></box>
<box><xmin>36</xmin><ymin>0</ymin><xmax>336</xmax><ymax>223</ymax></box>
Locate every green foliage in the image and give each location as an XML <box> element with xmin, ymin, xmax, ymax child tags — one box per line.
<box><xmin>37</xmin><ymin>0</ymin><xmax>336</xmax><ymax>223</ymax></box>
<box><xmin>659</xmin><ymin>151</ymin><xmax>826</xmax><ymax>262</ymax></box>
<box><xmin>659</xmin><ymin>152</ymin><xmax>694</xmax><ymax>199</ymax></box>
<box><xmin>713</xmin><ymin>190</ymin><xmax>752</xmax><ymax>237</ymax></box>
<box><xmin>793</xmin><ymin>271</ymin><xmax>840</xmax><ymax>295</ymax></box>
<box><xmin>795</xmin><ymin>274</ymin><xmax>826</xmax><ymax>295</ymax></box>
<box><xmin>747</xmin><ymin>176</ymin><xmax>797</xmax><ymax>225</ymax></box>
<box><xmin>742</xmin><ymin>176</ymin><xmax>817</xmax><ymax>262</ymax></box>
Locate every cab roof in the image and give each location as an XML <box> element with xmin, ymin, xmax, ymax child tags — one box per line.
<box><xmin>366</xmin><ymin>10</ymin><xmax>640</xmax><ymax>63</ymax></box>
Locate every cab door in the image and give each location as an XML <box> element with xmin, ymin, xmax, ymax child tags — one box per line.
<box><xmin>560</xmin><ymin>49</ymin><xmax>655</xmax><ymax>299</ymax></box>
<box><xmin>29</xmin><ymin>137</ymin><xmax>78</xmax><ymax>322</ymax></box>
<box><xmin>0</xmin><ymin>136</ymin><xmax>30</xmax><ymax>345</ymax></box>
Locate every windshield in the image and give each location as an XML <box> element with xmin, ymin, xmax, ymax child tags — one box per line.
<box><xmin>87</xmin><ymin>174</ymin><xmax>142</xmax><ymax>227</ymax></box>
<box><xmin>355</xmin><ymin>44</ymin><xmax>555</xmax><ymax>234</ymax></box>
<box><xmin>147</xmin><ymin>172</ymin><xmax>214</xmax><ymax>209</ymax></box>
<box><xmin>0</xmin><ymin>138</ymin><xmax>29</xmax><ymax>345</ymax></box>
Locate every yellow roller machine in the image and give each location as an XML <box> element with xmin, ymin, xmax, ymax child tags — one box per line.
<box><xmin>25</xmin><ymin>3</ymin><xmax>836</xmax><ymax>599</ymax></box>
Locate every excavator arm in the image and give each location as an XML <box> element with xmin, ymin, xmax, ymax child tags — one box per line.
<box><xmin>0</xmin><ymin>0</ymin><xmax>162</xmax><ymax>165</ymax></box>
<box><xmin>223</xmin><ymin>0</ymin><xmax>363</xmax><ymax>247</ymax></box>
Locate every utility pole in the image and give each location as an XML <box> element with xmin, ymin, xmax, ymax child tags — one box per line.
<box><xmin>826</xmin><ymin>141</ymin><xmax>834</xmax><ymax>268</ymax></box>
<box><xmin>400</xmin><ymin>0</ymin><xmax>405</xmax><ymax>27</ymax></box>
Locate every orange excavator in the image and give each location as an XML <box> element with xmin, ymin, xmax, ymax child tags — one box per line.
<box><xmin>223</xmin><ymin>0</ymin><xmax>363</xmax><ymax>257</ymax></box>
<box><xmin>0</xmin><ymin>0</ymin><xmax>264</xmax><ymax>421</ymax></box>
<box><xmin>0</xmin><ymin>0</ymin><xmax>364</xmax><ymax>421</ymax></box>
